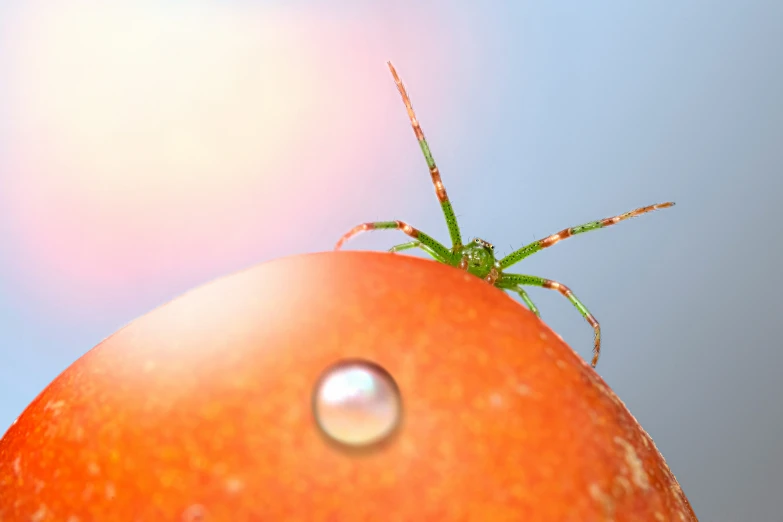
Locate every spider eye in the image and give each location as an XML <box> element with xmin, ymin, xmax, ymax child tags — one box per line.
<box><xmin>474</xmin><ymin>238</ymin><xmax>480</xmax><ymax>243</ymax></box>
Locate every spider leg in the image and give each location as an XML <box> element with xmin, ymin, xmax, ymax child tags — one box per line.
<box><xmin>500</xmin><ymin>202</ymin><xmax>675</xmax><ymax>270</ymax></box>
<box><xmin>498</xmin><ymin>273</ymin><xmax>601</xmax><ymax>367</ymax></box>
<box><xmin>388</xmin><ymin>240</ymin><xmax>422</xmax><ymax>253</ymax></box>
<box><xmin>502</xmin><ymin>284</ymin><xmax>540</xmax><ymax>317</ymax></box>
<box><xmin>335</xmin><ymin>220</ymin><xmax>456</xmax><ymax>264</ymax></box>
<box><xmin>388</xmin><ymin>241</ymin><xmax>446</xmax><ymax>262</ymax></box>
<box><xmin>387</xmin><ymin>62</ymin><xmax>463</xmax><ymax>250</ymax></box>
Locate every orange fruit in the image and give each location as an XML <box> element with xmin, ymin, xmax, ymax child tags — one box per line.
<box><xmin>0</xmin><ymin>251</ymin><xmax>697</xmax><ymax>521</ymax></box>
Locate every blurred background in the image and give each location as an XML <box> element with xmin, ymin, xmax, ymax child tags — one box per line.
<box><xmin>1</xmin><ymin>1</ymin><xmax>781</xmax><ymax>519</ymax></box>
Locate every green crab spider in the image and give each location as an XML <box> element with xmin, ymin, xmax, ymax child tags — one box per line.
<box><xmin>335</xmin><ymin>62</ymin><xmax>675</xmax><ymax>368</ymax></box>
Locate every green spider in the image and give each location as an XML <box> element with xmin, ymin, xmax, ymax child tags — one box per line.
<box><xmin>335</xmin><ymin>62</ymin><xmax>674</xmax><ymax>368</ymax></box>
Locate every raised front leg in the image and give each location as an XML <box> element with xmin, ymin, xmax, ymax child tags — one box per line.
<box><xmin>388</xmin><ymin>62</ymin><xmax>463</xmax><ymax>250</ymax></box>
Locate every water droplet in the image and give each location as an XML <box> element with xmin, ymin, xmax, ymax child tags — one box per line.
<box><xmin>313</xmin><ymin>359</ymin><xmax>402</xmax><ymax>447</ymax></box>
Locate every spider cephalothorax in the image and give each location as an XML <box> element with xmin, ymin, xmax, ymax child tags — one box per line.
<box><xmin>459</xmin><ymin>239</ymin><xmax>499</xmax><ymax>281</ymax></box>
<box><xmin>335</xmin><ymin>62</ymin><xmax>674</xmax><ymax>368</ymax></box>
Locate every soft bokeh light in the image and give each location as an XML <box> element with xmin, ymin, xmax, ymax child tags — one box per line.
<box><xmin>0</xmin><ymin>2</ymin><xmax>463</xmax><ymax>316</ymax></box>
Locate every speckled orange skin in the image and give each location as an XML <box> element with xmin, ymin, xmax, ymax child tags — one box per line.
<box><xmin>0</xmin><ymin>252</ymin><xmax>697</xmax><ymax>521</ymax></box>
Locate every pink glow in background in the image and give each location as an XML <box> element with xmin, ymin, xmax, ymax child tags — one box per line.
<box><xmin>0</xmin><ymin>2</ymin><xmax>471</xmax><ymax>320</ymax></box>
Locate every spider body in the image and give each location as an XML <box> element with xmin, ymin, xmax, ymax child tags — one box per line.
<box><xmin>335</xmin><ymin>62</ymin><xmax>675</xmax><ymax>367</ymax></box>
<box><xmin>461</xmin><ymin>239</ymin><xmax>499</xmax><ymax>279</ymax></box>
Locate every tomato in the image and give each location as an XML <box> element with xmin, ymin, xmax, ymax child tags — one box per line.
<box><xmin>0</xmin><ymin>251</ymin><xmax>696</xmax><ymax>521</ymax></box>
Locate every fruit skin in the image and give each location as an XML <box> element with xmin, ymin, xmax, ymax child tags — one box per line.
<box><xmin>0</xmin><ymin>251</ymin><xmax>697</xmax><ymax>521</ymax></box>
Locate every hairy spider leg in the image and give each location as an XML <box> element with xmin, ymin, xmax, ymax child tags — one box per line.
<box><xmin>496</xmin><ymin>283</ymin><xmax>540</xmax><ymax>317</ymax></box>
<box><xmin>498</xmin><ymin>273</ymin><xmax>601</xmax><ymax>367</ymax></box>
<box><xmin>387</xmin><ymin>62</ymin><xmax>463</xmax><ymax>249</ymax></box>
<box><xmin>500</xmin><ymin>202</ymin><xmax>675</xmax><ymax>270</ymax></box>
<box><xmin>388</xmin><ymin>241</ymin><xmax>447</xmax><ymax>262</ymax></box>
<box><xmin>335</xmin><ymin>221</ymin><xmax>456</xmax><ymax>263</ymax></box>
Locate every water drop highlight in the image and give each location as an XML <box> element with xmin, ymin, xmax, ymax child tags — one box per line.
<box><xmin>313</xmin><ymin>359</ymin><xmax>402</xmax><ymax>447</ymax></box>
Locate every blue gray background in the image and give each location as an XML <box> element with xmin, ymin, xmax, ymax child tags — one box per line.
<box><xmin>1</xmin><ymin>2</ymin><xmax>781</xmax><ymax>519</ymax></box>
